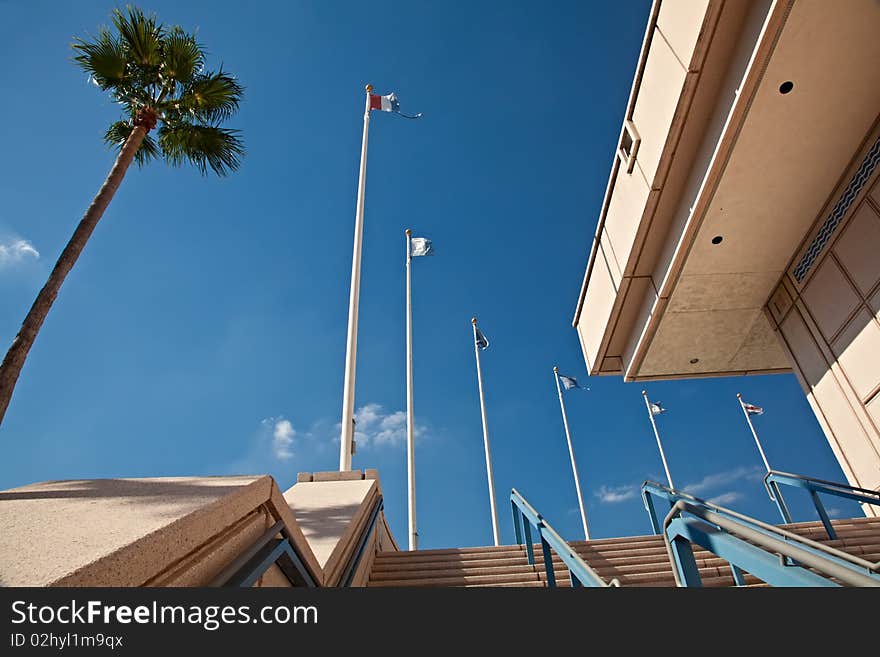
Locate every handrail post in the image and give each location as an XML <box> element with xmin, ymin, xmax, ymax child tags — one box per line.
<box><xmin>669</xmin><ymin>532</ymin><xmax>703</xmax><ymax>587</ymax></box>
<box><xmin>730</xmin><ymin>564</ymin><xmax>747</xmax><ymax>587</ymax></box>
<box><xmin>523</xmin><ymin>519</ymin><xmax>535</xmax><ymax>565</ymax></box>
<box><xmin>570</xmin><ymin>570</ymin><xmax>582</xmax><ymax>587</ymax></box>
<box><xmin>510</xmin><ymin>489</ymin><xmax>613</xmax><ymax>587</ymax></box>
<box><xmin>512</xmin><ymin>501</ymin><xmax>523</xmax><ymax>546</ymax></box>
<box><xmin>541</xmin><ymin>537</ymin><xmax>556</xmax><ymax>587</ymax></box>
<box><xmin>643</xmin><ymin>488</ymin><xmax>663</xmax><ymax>535</ymax></box>
<box><xmin>809</xmin><ymin>490</ymin><xmax>837</xmax><ymax>540</ymax></box>
<box><xmin>766</xmin><ymin>470</ymin><xmax>880</xmax><ymax>539</ymax></box>
<box><xmin>769</xmin><ymin>479</ymin><xmax>794</xmax><ymax>525</ymax></box>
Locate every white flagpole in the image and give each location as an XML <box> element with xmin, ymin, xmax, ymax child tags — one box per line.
<box><xmin>642</xmin><ymin>390</ymin><xmax>674</xmax><ymax>489</ymax></box>
<box><xmin>339</xmin><ymin>84</ymin><xmax>373</xmax><ymax>472</ymax></box>
<box><xmin>737</xmin><ymin>393</ymin><xmax>772</xmax><ymax>473</ymax></box>
<box><xmin>472</xmin><ymin>317</ymin><xmax>500</xmax><ymax>546</ymax></box>
<box><xmin>554</xmin><ymin>367</ymin><xmax>590</xmax><ymax>540</ymax></box>
<box><xmin>405</xmin><ymin>229</ymin><xmax>418</xmax><ymax>551</ymax></box>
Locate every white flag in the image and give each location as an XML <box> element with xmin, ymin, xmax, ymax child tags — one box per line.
<box><xmin>650</xmin><ymin>401</ymin><xmax>666</xmax><ymax>416</ymax></box>
<box><xmin>410</xmin><ymin>237</ymin><xmax>434</xmax><ymax>257</ymax></box>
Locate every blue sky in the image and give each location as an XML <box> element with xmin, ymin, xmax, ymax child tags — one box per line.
<box><xmin>0</xmin><ymin>0</ymin><xmax>861</xmax><ymax>548</ymax></box>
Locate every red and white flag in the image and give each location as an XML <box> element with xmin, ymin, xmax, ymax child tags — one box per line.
<box><xmin>369</xmin><ymin>91</ymin><xmax>422</xmax><ymax>119</ymax></box>
<box><xmin>743</xmin><ymin>402</ymin><xmax>763</xmax><ymax>415</ymax></box>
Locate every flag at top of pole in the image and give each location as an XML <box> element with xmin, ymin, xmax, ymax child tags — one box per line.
<box><xmin>553</xmin><ymin>366</ymin><xmax>591</xmax><ymax>540</ymax></box>
<box><xmin>339</xmin><ymin>84</ymin><xmax>420</xmax><ymax>472</ymax></box>
<box><xmin>649</xmin><ymin>401</ymin><xmax>666</xmax><ymax>416</ymax></box>
<box><xmin>472</xmin><ymin>317</ymin><xmax>499</xmax><ymax>545</ymax></box>
<box><xmin>474</xmin><ymin>326</ymin><xmax>489</xmax><ymax>350</ymax></box>
<box><xmin>410</xmin><ymin>237</ymin><xmax>434</xmax><ymax>257</ymax></box>
<box><xmin>743</xmin><ymin>401</ymin><xmax>764</xmax><ymax>415</ymax></box>
<box><xmin>370</xmin><ymin>91</ymin><xmax>423</xmax><ymax>119</ymax></box>
<box><xmin>558</xmin><ymin>373</ymin><xmax>581</xmax><ymax>391</ymax></box>
<box><xmin>643</xmin><ymin>390</ymin><xmax>674</xmax><ymax>489</ymax></box>
<box><xmin>737</xmin><ymin>393</ymin><xmax>773</xmax><ymax>476</ymax></box>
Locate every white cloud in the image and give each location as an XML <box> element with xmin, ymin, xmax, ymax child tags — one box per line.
<box><xmin>595</xmin><ymin>484</ymin><xmax>639</xmax><ymax>504</ymax></box>
<box><xmin>708</xmin><ymin>491</ymin><xmax>743</xmax><ymax>506</ymax></box>
<box><xmin>350</xmin><ymin>403</ymin><xmax>418</xmax><ymax>448</ymax></box>
<box><xmin>683</xmin><ymin>465</ymin><xmax>764</xmax><ymax>496</ymax></box>
<box><xmin>261</xmin><ymin>416</ymin><xmax>295</xmax><ymax>460</ymax></box>
<box><xmin>0</xmin><ymin>238</ymin><xmax>40</xmax><ymax>266</ymax></box>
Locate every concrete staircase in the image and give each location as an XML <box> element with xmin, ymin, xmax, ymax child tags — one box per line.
<box><xmin>368</xmin><ymin>516</ymin><xmax>880</xmax><ymax>587</ymax></box>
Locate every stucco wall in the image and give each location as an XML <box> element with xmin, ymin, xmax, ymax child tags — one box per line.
<box><xmin>768</xmin><ymin>146</ymin><xmax>880</xmax><ymax>511</ymax></box>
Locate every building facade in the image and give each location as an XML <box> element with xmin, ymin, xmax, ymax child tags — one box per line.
<box><xmin>572</xmin><ymin>0</ymin><xmax>880</xmax><ymax>506</ymax></box>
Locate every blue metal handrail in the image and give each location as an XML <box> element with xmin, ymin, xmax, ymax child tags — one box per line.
<box><xmin>510</xmin><ymin>488</ymin><xmax>618</xmax><ymax>588</ymax></box>
<box><xmin>642</xmin><ymin>480</ymin><xmax>880</xmax><ymax>587</ymax></box>
<box><xmin>663</xmin><ymin>501</ymin><xmax>880</xmax><ymax>587</ymax></box>
<box><xmin>764</xmin><ymin>470</ymin><xmax>880</xmax><ymax>539</ymax></box>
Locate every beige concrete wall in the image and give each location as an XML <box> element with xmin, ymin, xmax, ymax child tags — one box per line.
<box><xmin>348</xmin><ymin>511</ymin><xmax>397</xmax><ymax>587</ymax></box>
<box><xmin>576</xmin><ymin>243</ymin><xmax>618</xmax><ymax>372</ymax></box>
<box><xmin>576</xmin><ymin>0</ymin><xmax>768</xmax><ymax>376</ymax></box>
<box><xmin>769</xmin><ymin>169</ymin><xmax>880</xmax><ymax>513</ymax></box>
<box><xmin>0</xmin><ymin>475</ymin><xmax>321</xmax><ymax>587</ymax></box>
<box><xmin>284</xmin><ymin>469</ymin><xmax>397</xmax><ymax>587</ymax></box>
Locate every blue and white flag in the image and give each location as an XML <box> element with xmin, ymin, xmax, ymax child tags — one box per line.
<box><xmin>474</xmin><ymin>327</ymin><xmax>489</xmax><ymax>350</ymax></box>
<box><xmin>559</xmin><ymin>374</ymin><xmax>580</xmax><ymax>390</ymax></box>
<box><xmin>649</xmin><ymin>401</ymin><xmax>666</xmax><ymax>416</ymax></box>
<box><xmin>410</xmin><ymin>237</ymin><xmax>434</xmax><ymax>257</ymax></box>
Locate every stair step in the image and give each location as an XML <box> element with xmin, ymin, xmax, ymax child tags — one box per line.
<box><xmin>369</xmin><ymin>571</ymin><xmax>543</xmax><ymax>587</ymax></box>
<box><xmin>368</xmin><ymin>516</ymin><xmax>880</xmax><ymax>588</ymax></box>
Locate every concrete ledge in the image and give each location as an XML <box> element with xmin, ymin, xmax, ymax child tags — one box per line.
<box><xmin>296</xmin><ymin>470</ymin><xmax>379</xmax><ymax>483</ymax></box>
<box><xmin>283</xmin><ymin>469</ymin><xmax>395</xmax><ymax>585</ymax></box>
<box><xmin>0</xmin><ymin>475</ymin><xmax>321</xmax><ymax>587</ymax></box>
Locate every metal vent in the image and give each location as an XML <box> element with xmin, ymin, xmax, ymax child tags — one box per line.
<box><xmin>793</xmin><ymin>136</ymin><xmax>880</xmax><ymax>282</ymax></box>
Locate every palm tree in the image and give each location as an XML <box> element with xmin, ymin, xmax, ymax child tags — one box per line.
<box><xmin>0</xmin><ymin>6</ymin><xmax>244</xmax><ymax>426</ymax></box>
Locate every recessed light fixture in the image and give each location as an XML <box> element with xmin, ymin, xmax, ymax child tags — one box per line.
<box><xmin>779</xmin><ymin>81</ymin><xmax>794</xmax><ymax>94</ymax></box>
<box><xmin>711</xmin><ymin>236</ymin><xmax>723</xmax><ymax>245</ymax></box>
<box><xmin>690</xmin><ymin>358</ymin><xmax>700</xmax><ymax>364</ymax></box>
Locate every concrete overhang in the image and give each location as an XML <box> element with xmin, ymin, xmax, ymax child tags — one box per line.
<box><xmin>573</xmin><ymin>0</ymin><xmax>880</xmax><ymax>381</ymax></box>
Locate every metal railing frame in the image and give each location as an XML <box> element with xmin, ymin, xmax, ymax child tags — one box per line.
<box><xmin>642</xmin><ymin>480</ymin><xmax>880</xmax><ymax>587</ymax></box>
<box><xmin>663</xmin><ymin>501</ymin><xmax>880</xmax><ymax>587</ymax></box>
<box><xmin>764</xmin><ymin>470</ymin><xmax>880</xmax><ymax>539</ymax></box>
<box><xmin>510</xmin><ymin>488</ymin><xmax>618</xmax><ymax>588</ymax></box>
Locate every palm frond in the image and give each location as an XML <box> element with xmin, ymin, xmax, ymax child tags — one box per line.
<box><xmin>104</xmin><ymin>120</ymin><xmax>159</xmax><ymax>167</ymax></box>
<box><xmin>74</xmin><ymin>6</ymin><xmax>245</xmax><ymax>177</ymax></box>
<box><xmin>177</xmin><ymin>69</ymin><xmax>244</xmax><ymax>123</ymax></box>
<box><xmin>72</xmin><ymin>28</ymin><xmax>127</xmax><ymax>89</ymax></box>
<box><xmin>112</xmin><ymin>6</ymin><xmax>163</xmax><ymax>68</ymax></box>
<box><xmin>160</xmin><ymin>27</ymin><xmax>204</xmax><ymax>87</ymax></box>
<box><xmin>159</xmin><ymin>122</ymin><xmax>244</xmax><ymax>176</ymax></box>
<box><xmin>112</xmin><ymin>87</ymin><xmax>153</xmax><ymax>117</ymax></box>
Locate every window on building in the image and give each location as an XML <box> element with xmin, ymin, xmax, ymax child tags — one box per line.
<box><xmin>617</xmin><ymin>119</ymin><xmax>641</xmax><ymax>174</ymax></box>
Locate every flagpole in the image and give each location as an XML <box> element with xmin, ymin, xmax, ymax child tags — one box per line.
<box><xmin>642</xmin><ymin>390</ymin><xmax>674</xmax><ymax>489</ymax></box>
<box><xmin>405</xmin><ymin>229</ymin><xmax>418</xmax><ymax>551</ymax></box>
<box><xmin>472</xmin><ymin>317</ymin><xmax>500</xmax><ymax>546</ymax></box>
<box><xmin>737</xmin><ymin>393</ymin><xmax>772</xmax><ymax>473</ymax></box>
<box><xmin>339</xmin><ymin>84</ymin><xmax>373</xmax><ymax>472</ymax></box>
<box><xmin>554</xmin><ymin>367</ymin><xmax>590</xmax><ymax>540</ymax></box>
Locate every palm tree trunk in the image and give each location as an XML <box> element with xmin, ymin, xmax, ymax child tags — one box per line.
<box><xmin>0</xmin><ymin>126</ymin><xmax>148</xmax><ymax>427</ymax></box>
